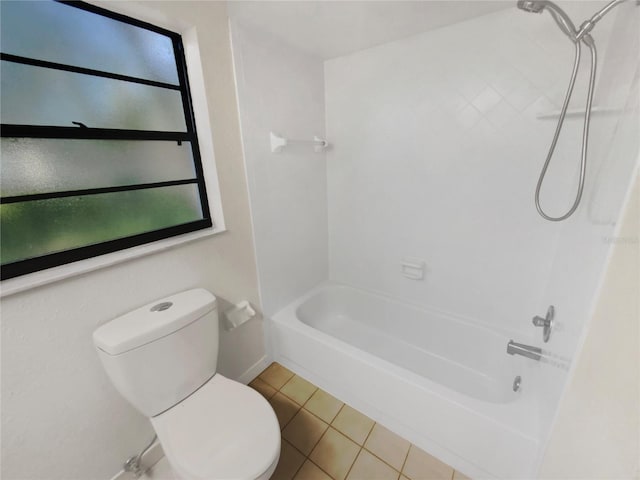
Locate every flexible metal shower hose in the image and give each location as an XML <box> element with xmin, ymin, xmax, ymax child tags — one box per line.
<box><xmin>534</xmin><ymin>35</ymin><xmax>597</xmax><ymax>222</ymax></box>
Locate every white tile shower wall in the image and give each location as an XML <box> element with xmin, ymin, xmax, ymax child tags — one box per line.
<box><xmin>539</xmin><ymin>174</ymin><xmax>639</xmax><ymax>479</ymax></box>
<box><xmin>534</xmin><ymin>1</ymin><xmax>640</xmax><ymax>459</ymax></box>
<box><xmin>230</xmin><ymin>22</ymin><xmax>329</xmax><ymax>316</ymax></box>
<box><xmin>325</xmin><ymin>0</ymin><xmax>637</xmax><ymax>439</ymax></box>
<box><xmin>326</xmin><ymin>2</ymin><xmax>608</xmax><ymax>336</ymax></box>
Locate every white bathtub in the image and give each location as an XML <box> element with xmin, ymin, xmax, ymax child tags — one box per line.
<box><xmin>271</xmin><ymin>283</ymin><xmax>541</xmax><ymax>479</ymax></box>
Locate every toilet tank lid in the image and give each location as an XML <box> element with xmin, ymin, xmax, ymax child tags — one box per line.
<box><xmin>93</xmin><ymin>289</ymin><xmax>216</xmax><ymax>356</ymax></box>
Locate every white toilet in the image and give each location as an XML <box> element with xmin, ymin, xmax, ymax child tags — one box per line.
<box><xmin>93</xmin><ymin>289</ymin><xmax>280</xmax><ymax>480</ymax></box>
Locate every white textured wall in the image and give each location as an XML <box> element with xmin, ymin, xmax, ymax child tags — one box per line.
<box><xmin>538</xmin><ymin>172</ymin><xmax>639</xmax><ymax>479</ymax></box>
<box><xmin>229</xmin><ymin>20</ymin><xmax>328</xmax><ymax>316</ymax></box>
<box><xmin>1</xmin><ymin>2</ymin><xmax>265</xmax><ymax>479</ymax></box>
<box><xmin>324</xmin><ymin>0</ymin><xmax>638</xmax><ymax>442</ymax></box>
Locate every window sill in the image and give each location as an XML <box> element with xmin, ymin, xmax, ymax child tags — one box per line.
<box><xmin>0</xmin><ymin>226</ymin><xmax>225</xmax><ymax>298</ymax></box>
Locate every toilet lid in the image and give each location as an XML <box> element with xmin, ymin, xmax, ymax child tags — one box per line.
<box><xmin>151</xmin><ymin>374</ymin><xmax>280</xmax><ymax>480</ymax></box>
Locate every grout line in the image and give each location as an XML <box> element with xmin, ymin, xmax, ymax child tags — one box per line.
<box><xmin>266</xmin><ymin>364</ymin><xmax>450</xmax><ymax>480</ymax></box>
<box><xmin>331</xmin><ymin>411</ymin><xmax>374</xmax><ymax>447</ymax></box>
<box><xmin>291</xmin><ymin>461</ymin><xmax>305</xmax><ymax>480</ymax></box>
<box><xmin>300</xmin><ymin>405</ymin><xmax>331</xmax><ymax>429</ymax></box>
<box><xmin>257</xmin><ymin>376</ymin><xmax>290</xmax><ymax>392</ymax></box>
<box><xmin>308</xmin><ymin>457</ymin><xmax>339</xmax><ymax>480</ymax></box>
<box><xmin>314</xmin><ymin>395</ymin><xmax>345</xmax><ymax>424</ymax></box>
<box><xmin>279</xmin><ymin>383</ymin><xmax>319</xmax><ymax>408</ymax></box>
<box><xmin>273</xmin><ymin>393</ymin><xmax>301</xmax><ymax>431</ymax></box>
<box><xmin>249</xmin><ymin>377</ymin><xmax>278</xmax><ymax>400</ymax></box>
<box><xmin>333</xmin><ymin>418</ymin><xmax>376</xmax><ymax>448</ymax></box>
<box><xmin>299</xmin><ymin>386</ymin><xmax>320</xmax><ymax>409</ymax></box>
<box><xmin>361</xmin><ymin>420</ymin><xmax>376</xmax><ymax>446</ymax></box>
<box><xmin>400</xmin><ymin>444</ymin><xmax>412</xmax><ymax>479</ymax></box>
<box><xmin>304</xmin><ymin>420</ymin><xmax>329</xmax><ymax>457</ymax></box>
<box><xmin>280</xmin><ymin>402</ymin><xmax>301</xmax><ymax>431</ymax></box>
<box><xmin>362</xmin><ymin>445</ymin><xmax>403</xmax><ymax>477</ymax></box>
<box><xmin>332</xmin><ymin>402</ymin><xmax>347</xmax><ymax>421</ymax></box>
<box><xmin>343</xmin><ymin>446</ymin><xmax>363</xmax><ymax>480</ymax></box>
<box><xmin>282</xmin><ymin>439</ymin><xmax>306</xmax><ymax>480</ymax></box>
<box><xmin>262</xmin><ymin>363</ymin><xmax>300</xmax><ymax>431</ymax></box>
<box><xmin>358</xmin><ymin>422</ymin><xmax>406</xmax><ymax>476</ymax></box>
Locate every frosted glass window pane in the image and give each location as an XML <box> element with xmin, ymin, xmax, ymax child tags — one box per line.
<box><xmin>1</xmin><ymin>139</ymin><xmax>196</xmax><ymax>196</ymax></box>
<box><xmin>1</xmin><ymin>62</ymin><xmax>186</xmax><ymax>131</ymax></box>
<box><xmin>1</xmin><ymin>185</ymin><xmax>203</xmax><ymax>264</ymax></box>
<box><xmin>0</xmin><ymin>1</ymin><xmax>178</xmax><ymax>85</ymax></box>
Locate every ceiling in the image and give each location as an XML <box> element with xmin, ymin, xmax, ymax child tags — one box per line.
<box><xmin>228</xmin><ymin>1</ymin><xmax>513</xmax><ymax>59</ymax></box>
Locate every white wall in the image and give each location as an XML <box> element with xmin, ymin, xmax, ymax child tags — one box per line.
<box><xmin>229</xmin><ymin>20</ymin><xmax>328</xmax><ymax>316</ymax></box>
<box><xmin>324</xmin><ymin>0</ymin><xmax>638</xmax><ymax>441</ymax></box>
<box><xmin>538</xmin><ymin>172</ymin><xmax>639</xmax><ymax>479</ymax></box>
<box><xmin>227</xmin><ymin>0</ymin><xmax>638</xmax><ymax>465</ymax></box>
<box><xmin>1</xmin><ymin>2</ymin><xmax>265</xmax><ymax>479</ymax></box>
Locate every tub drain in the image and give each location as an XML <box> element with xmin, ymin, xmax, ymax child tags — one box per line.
<box><xmin>513</xmin><ymin>376</ymin><xmax>522</xmax><ymax>392</ymax></box>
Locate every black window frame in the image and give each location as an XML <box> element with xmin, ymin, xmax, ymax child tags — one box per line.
<box><xmin>1</xmin><ymin>0</ymin><xmax>213</xmax><ymax>280</ymax></box>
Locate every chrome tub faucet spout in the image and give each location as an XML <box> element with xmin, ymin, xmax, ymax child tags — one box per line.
<box><xmin>507</xmin><ymin>340</ymin><xmax>542</xmax><ymax>361</ymax></box>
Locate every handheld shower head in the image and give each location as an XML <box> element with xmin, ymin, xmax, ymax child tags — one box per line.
<box><xmin>517</xmin><ymin>0</ymin><xmax>545</xmax><ymax>13</ymax></box>
<box><xmin>516</xmin><ymin>0</ymin><xmax>578</xmax><ymax>40</ymax></box>
<box><xmin>515</xmin><ymin>0</ymin><xmax>629</xmax><ymax>222</ymax></box>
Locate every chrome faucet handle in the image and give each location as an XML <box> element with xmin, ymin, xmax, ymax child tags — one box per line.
<box><xmin>532</xmin><ymin>305</ymin><xmax>554</xmax><ymax>343</ymax></box>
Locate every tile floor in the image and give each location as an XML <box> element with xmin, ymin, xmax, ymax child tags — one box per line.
<box><xmin>251</xmin><ymin>363</ymin><xmax>471</xmax><ymax>480</ymax></box>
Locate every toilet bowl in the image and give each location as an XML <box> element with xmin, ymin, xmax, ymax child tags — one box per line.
<box><xmin>93</xmin><ymin>289</ymin><xmax>280</xmax><ymax>480</ymax></box>
<box><xmin>151</xmin><ymin>374</ymin><xmax>279</xmax><ymax>480</ymax></box>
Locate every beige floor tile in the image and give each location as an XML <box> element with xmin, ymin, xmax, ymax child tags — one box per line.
<box><xmin>249</xmin><ymin>377</ymin><xmax>277</xmax><ymax>399</ymax></box>
<box><xmin>294</xmin><ymin>461</ymin><xmax>332</xmax><ymax>480</ymax></box>
<box><xmin>304</xmin><ymin>389</ymin><xmax>344</xmax><ymax>423</ymax></box>
<box><xmin>282</xmin><ymin>409</ymin><xmax>329</xmax><ymax>455</ymax></box>
<box><xmin>364</xmin><ymin>424</ymin><xmax>411</xmax><ymax>471</ymax></box>
<box><xmin>269</xmin><ymin>392</ymin><xmax>300</xmax><ymax>429</ymax></box>
<box><xmin>310</xmin><ymin>428</ymin><xmax>361</xmax><ymax>480</ymax></box>
<box><xmin>347</xmin><ymin>449</ymin><xmax>400</xmax><ymax>480</ymax></box>
<box><xmin>400</xmin><ymin>476</ymin><xmax>411</xmax><ymax>480</ymax></box>
<box><xmin>402</xmin><ymin>446</ymin><xmax>454</xmax><ymax>480</ymax></box>
<box><xmin>260</xmin><ymin>363</ymin><xmax>295</xmax><ymax>390</ymax></box>
<box><xmin>281</xmin><ymin>375</ymin><xmax>318</xmax><ymax>406</ymax></box>
<box><xmin>452</xmin><ymin>471</ymin><xmax>471</xmax><ymax>480</ymax></box>
<box><xmin>331</xmin><ymin>405</ymin><xmax>375</xmax><ymax>445</ymax></box>
<box><xmin>271</xmin><ymin>440</ymin><xmax>305</xmax><ymax>480</ymax></box>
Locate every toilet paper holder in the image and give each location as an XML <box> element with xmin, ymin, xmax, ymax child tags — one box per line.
<box><xmin>223</xmin><ymin>301</ymin><xmax>257</xmax><ymax>331</ymax></box>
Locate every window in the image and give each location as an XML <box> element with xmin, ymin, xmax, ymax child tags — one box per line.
<box><xmin>0</xmin><ymin>0</ymin><xmax>212</xmax><ymax>280</ymax></box>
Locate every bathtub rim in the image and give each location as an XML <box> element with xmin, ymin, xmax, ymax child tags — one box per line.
<box><xmin>289</xmin><ymin>281</ymin><xmax>534</xmax><ymax>341</ymax></box>
<box><xmin>269</xmin><ymin>293</ymin><xmax>541</xmax><ymax>479</ymax></box>
<box><xmin>271</xmin><ymin>281</ymin><xmax>541</xmax><ymax>441</ymax></box>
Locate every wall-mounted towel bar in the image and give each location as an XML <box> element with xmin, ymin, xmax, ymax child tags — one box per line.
<box><xmin>270</xmin><ymin>131</ymin><xmax>328</xmax><ymax>153</ymax></box>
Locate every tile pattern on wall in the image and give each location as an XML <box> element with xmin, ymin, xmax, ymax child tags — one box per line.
<box><xmin>324</xmin><ymin>1</ymin><xmax>619</xmax><ymax>334</ymax></box>
<box><xmin>252</xmin><ymin>363</ymin><xmax>472</xmax><ymax>480</ymax></box>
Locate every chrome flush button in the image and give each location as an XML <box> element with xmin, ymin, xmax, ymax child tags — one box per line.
<box><xmin>150</xmin><ymin>302</ymin><xmax>173</xmax><ymax>312</ymax></box>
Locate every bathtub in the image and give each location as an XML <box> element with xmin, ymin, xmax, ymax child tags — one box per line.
<box><xmin>270</xmin><ymin>283</ymin><xmax>541</xmax><ymax>479</ymax></box>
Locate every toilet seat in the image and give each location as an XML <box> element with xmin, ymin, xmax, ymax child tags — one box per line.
<box><xmin>150</xmin><ymin>374</ymin><xmax>280</xmax><ymax>480</ymax></box>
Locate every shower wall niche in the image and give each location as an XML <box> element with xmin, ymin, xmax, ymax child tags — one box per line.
<box><xmin>230</xmin><ymin>0</ymin><xmax>639</xmax><ymax>475</ymax></box>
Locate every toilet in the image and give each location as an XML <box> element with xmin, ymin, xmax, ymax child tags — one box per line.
<box><xmin>93</xmin><ymin>289</ymin><xmax>280</xmax><ymax>480</ymax></box>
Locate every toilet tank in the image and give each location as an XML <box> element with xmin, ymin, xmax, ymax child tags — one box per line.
<box><xmin>93</xmin><ymin>289</ymin><xmax>219</xmax><ymax>417</ymax></box>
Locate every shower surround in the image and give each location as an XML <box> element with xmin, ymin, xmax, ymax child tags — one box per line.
<box><xmin>230</xmin><ymin>1</ymin><xmax>639</xmax><ymax>478</ymax></box>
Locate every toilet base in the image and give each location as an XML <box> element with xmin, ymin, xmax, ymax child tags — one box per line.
<box><xmin>145</xmin><ymin>452</ymin><xmax>279</xmax><ymax>480</ymax></box>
